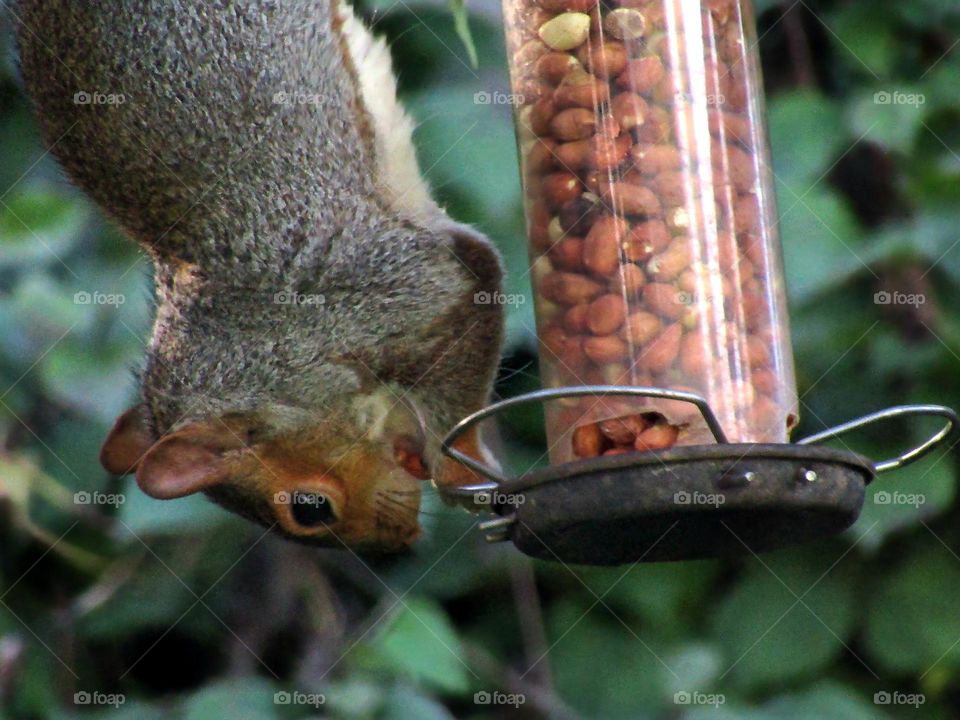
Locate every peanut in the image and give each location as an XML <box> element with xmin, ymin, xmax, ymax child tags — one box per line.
<box><xmin>598</xmin><ymin>414</ymin><xmax>648</xmax><ymax>444</ymax></box>
<box><xmin>602</xmin><ymin>182</ymin><xmax>661</xmax><ymax>217</ymax></box>
<box><xmin>548</xmin><ymin>237</ymin><xmax>585</xmax><ymax>271</ymax></box>
<box><xmin>537</xmin><ymin>0</ymin><xmax>598</xmax><ymax>11</ymax></box>
<box><xmin>528</xmin><ymin>97</ymin><xmax>557</xmax><ymax>136</ymax></box>
<box><xmin>636</xmin><ymin>105</ymin><xmax>673</xmax><ymax>144</ymax></box>
<box><xmin>734</xmin><ymin>194</ymin><xmax>761</xmax><ymax>234</ymax></box>
<box><xmin>590</xmin><ymin>133</ymin><xmax>632</xmax><ymax>171</ymax></box>
<box><xmin>640</xmin><ymin>322</ymin><xmax>681</xmax><ymax>373</ymax></box>
<box><xmin>554</xmin><ymin>69</ymin><xmax>611</xmax><ymax>108</ymax></box>
<box><xmin>617</xmin><ymin>56</ymin><xmax>665</xmax><ymax>93</ymax></box>
<box><xmin>634</xmin><ymin>422</ymin><xmax>679</xmax><ymax>452</ymax></box>
<box><xmin>610</xmin><ymin>92</ymin><xmax>648</xmax><ymax>131</ymax></box>
<box><xmin>643</xmin><ymin>282</ymin><xmax>686</xmax><ymax>320</ymax></box>
<box><xmin>572</xmin><ymin>422</ymin><xmax>604</xmax><ymax>457</ymax></box>
<box><xmin>747</xmin><ymin>334</ymin><xmax>771</xmax><ymax>368</ymax></box>
<box><xmin>539</xmin><ymin>13</ymin><xmax>592</xmax><ymax>51</ymax></box>
<box><xmin>514</xmin><ymin>39</ymin><xmax>549</xmax><ymax>70</ymax></box>
<box><xmin>608</xmin><ymin>263</ymin><xmax>646</xmax><ymax>295</ymax></box>
<box><xmin>559</xmin><ymin>193</ymin><xmax>602</xmax><ymax>234</ymax></box>
<box><xmin>621</xmin><ymin>310</ymin><xmax>661</xmax><ymax>345</ymax></box>
<box><xmin>752</xmin><ymin>368</ymin><xmax>776</xmax><ymax>395</ymax></box>
<box><xmin>555</xmin><ymin>139</ymin><xmax>593</xmax><ymax>169</ymax></box>
<box><xmin>525</xmin><ymin>138</ymin><xmax>558</xmax><ymax>174</ymax></box>
<box><xmin>652</xmin><ymin>171</ymin><xmax>688</xmax><ymax>205</ymax></box>
<box><xmin>679</xmin><ymin>330</ymin><xmax>708</xmax><ymax>376</ymax></box>
<box><xmin>584</xmin><ymin>334</ymin><xmax>629</xmax><ymax>363</ymax></box>
<box><xmin>541</xmin><ymin>271</ymin><xmax>605</xmax><ymax>304</ymax></box>
<box><xmin>528</xmin><ymin>200</ymin><xmax>552</xmax><ymax>251</ymax></box>
<box><xmin>577</xmin><ymin>40</ymin><xmax>628</xmax><ymax>79</ymax></box>
<box><xmin>631</xmin><ymin>144</ymin><xmax>681</xmax><ymax>175</ymax></box>
<box><xmin>708</xmin><ymin>108</ymin><xmax>755</xmax><ymax>148</ymax></box>
<box><xmin>583</xmin><ymin>215</ymin><xmax>627</xmax><ymax>276</ymax></box>
<box><xmin>563</xmin><ymin>303</ymin><xmax>591</xmax><ymax>333</ymax></box>
<box><xmin>551</xmin><ymin>108</ymin><xmax>598</xmax><ymax>140</ymax></box>
<box><xmin>587</xmin><ymin>293</ymin><xmax>627</xmax><ymax>335</ymax></box>
<box><xmin>647</xmin><ymin>239</ymin><xmax>690</xmax><ymax>282</ymax></box>
<box><xmin>536</xmin><ymin>53</ymin><xmax>583</xmax><ymax>87</ymax></box>
<box><xmin>542</xmin><ymin>172</ymin><xmax>583</xmax><ymax>208</ymax></box>
<box><xmin>604</xmin><ymin>8</ymin><xmax>647</xmax><ymax>40</ymax></box>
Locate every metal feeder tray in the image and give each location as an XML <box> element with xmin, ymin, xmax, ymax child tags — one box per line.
<box><xmin>440</xmin><ymin>387</ymin><xmax>958</xmax><ymax>566</ymax></box>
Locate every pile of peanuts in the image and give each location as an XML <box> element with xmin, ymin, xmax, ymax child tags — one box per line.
<box><xmin>506</xmin><ymin>0</ymin><xmax>796</xmax><ymax>462</ymax></box>
<box><xmin>572</xmin><ymin>411</ymin><xmax>678</xmax><ymax>457</ymax></box>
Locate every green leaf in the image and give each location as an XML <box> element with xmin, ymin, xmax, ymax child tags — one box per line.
<box><xmin>547</xmin><ymin>600</ymin><xmax>665</xmax><ymax>718</ymax></box>
<box><xmin>594</xmin><ymin>561</ymin><xmax>720</xmax><ymax>634</ymax></box>
<box><xmin>778</xmin><ymin>186</ymin><xmax>865</xmax><ymax>303</ymax></box>
<box><xmin>0</xmin><ymin>185</ymin><xmax>87</xmax><ymax>269</ymax></box>
<box><xmin>865</xmin><ymin>539</ymin><xmax>960</xmax><ymax>674</ymax></box>
<box><xmin>369</xmin><ymin>596</ymin><xmax>470</xmax><ymax>694</ymax></box>
<box><xmin>768</xmin><ymin>91</ymin><xmax>845</xmax><ymax>187</ymax></box>
<box><xmin>447</xmin><ymin>0</ymin><xmax>479</xmax><ymax>69</ymax></box>
<box><xmin>847</xmin><ymin>89</ymin><xmax>927</xmax><ymax>154</ymax></box>
<box><xmin>323</xmin><ymin>678</ymin><xmax>384</xmax><ymax>718</ymax></box>
<box><xmin>711</xmin><ymin>547</ymin><xmax>858</xmax><ymax>691</ymax></box>
<box><xmin>381</xmin><ymin>685</ymin><xmax>455</xmax><ymax>720</ymax></box>
<box><xmin>760</xmin><ymin>680</ymin><xmax>883</xmax><ymax>720</ymax></box>
<box><xmin>181</xmin><ymin>677</ymin><xmax>280</xmax><ymax>720</ymax></box>
<box><xmin>118</xmin><ymin>477</ymin><xmax>233</xmax><ymax>536</ymax></box>
<box><xmin>826</xmin><ymin>5</ymin><xmax>899</xmax><ymax>78</ymax></box>
<box><xmin>851</xmin><ymin>440</ymin><xmax>956</xmax><ymax>550</ymax></box>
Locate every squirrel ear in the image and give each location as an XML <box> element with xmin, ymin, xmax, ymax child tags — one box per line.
<box><xmin>100</xmin><ymin>404</ymin><xmax>155</xmax><ymax>475</ymax></box>
<box><xmin>135</xmin><ymin>426</ymin><xmax>231</xmax><ymax>500</ymax></box>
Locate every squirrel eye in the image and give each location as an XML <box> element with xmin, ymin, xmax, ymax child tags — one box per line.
<box><xmin>289</xmin><ymin>490</ymin><xmax>337</xmax><ymax>528</ymax></box>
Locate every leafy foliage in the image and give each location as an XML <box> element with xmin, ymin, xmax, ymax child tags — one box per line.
<box><xmin>2</xmin><ymin>1</ymin><xmax>960</xmax><ymax>718</ymax></box>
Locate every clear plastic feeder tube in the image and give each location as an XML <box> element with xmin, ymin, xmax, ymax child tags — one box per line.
<box><xmin>505</xmin><ymin>0</ymin><xmax>798</xmax><ymax>463</ymax></box>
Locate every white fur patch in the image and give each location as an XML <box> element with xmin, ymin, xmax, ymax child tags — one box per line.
<box><xmin>337</xmin><ymin>3</ymin><xmax>442</xmax><ymax>224</ymax></box>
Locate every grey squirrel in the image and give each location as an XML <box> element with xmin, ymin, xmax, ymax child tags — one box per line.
<box><xmin>14</xmin><ymin>0</ymin><xmax>504</xmax><ymax>550</ymax></box>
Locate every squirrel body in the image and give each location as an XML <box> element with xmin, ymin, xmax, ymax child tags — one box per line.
<box><xmin>16</xmin><ymin>0</ymin><xmax>503</xmax><ymax>550</ymax></box>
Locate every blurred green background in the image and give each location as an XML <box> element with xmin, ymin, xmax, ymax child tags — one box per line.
<box><xmin>2</xmin><ymin>0</ymin><xmax>960</xmax><ymax>718</ymax></box>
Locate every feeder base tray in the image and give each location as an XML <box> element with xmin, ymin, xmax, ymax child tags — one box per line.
<box><xmin>491</xmin><ymin>444</ymin><xmax>874</xmax><ymax>565</ymax></box>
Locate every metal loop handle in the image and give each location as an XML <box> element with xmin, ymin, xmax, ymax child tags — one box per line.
<box><xmin>440</xmin><ymin>385</ymin><xmax>728</xmax><ymax>486</ymax></box>
<box><xmin>796</xmin><ymin>404</ymin><xmax>958</xmax><ymax>473</ymax></box>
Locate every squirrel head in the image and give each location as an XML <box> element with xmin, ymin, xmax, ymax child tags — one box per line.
<box><xmin>100</xmin><ymin>392</ymin><xmax>431</xmax><ymax>551</ymax></box>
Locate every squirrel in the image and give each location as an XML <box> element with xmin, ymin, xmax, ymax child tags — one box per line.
<box><xmin>14</xmin><ymin>0</ymin><xmax>504</xmax><ymax>551</ymax></box>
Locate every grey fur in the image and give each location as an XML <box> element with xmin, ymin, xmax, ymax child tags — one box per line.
<box><xmin>15</xmin><ymin>0</ymin><xmax>503</xmax><ymax>468</ymax></box>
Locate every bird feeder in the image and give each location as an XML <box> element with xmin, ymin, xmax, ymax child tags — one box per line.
<box><xmin>438</xmin><ymin>0</ymin><xmax>958</xmax><ymax>565</ymax></box>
